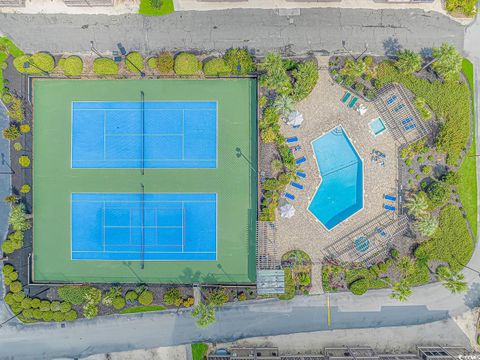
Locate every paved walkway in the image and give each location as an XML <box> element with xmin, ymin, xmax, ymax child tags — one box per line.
<box><xmin>0</xmin><ymin>9</ymin><xmax>464</xmax><ymax>56</ymax></box>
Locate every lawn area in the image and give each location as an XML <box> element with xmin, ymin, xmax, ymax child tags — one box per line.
<box><xmin>416</xmin><ymin>204</ymin><xmax>474</xmax><ymax>272</ymax></box>
<box><xmin>139</xmin><ymin>0</ymin><xmax>174</xmax><ymax>16</ymax></box>
<box><xmin>457</xmin><ymin>58</ymin><xmax>477</xmax><ymax>239</ymax></box>
<box><xmin>119</xmin><ymin>305</ymin><xmax>166</xmax><ymax>314</ymax></box>
<box><xmin>192</xmin><ymin>343</ymin><xmax>209</xmax><ymax>360</ymax></box>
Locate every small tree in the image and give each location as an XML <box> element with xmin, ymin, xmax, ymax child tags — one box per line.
<box><xmin>390</xmin><ymin>279</ymin><xmax>412</xmax><ymax>302</ymax></box>
<box><xmin>395</xmin><ymin>49</ymin><xmax>422</xmax><ymax>74</ymax></box>
<box><xmin>157</xmin><ymin>52</ymin><xmax>174</xmax><ymax>74</ymax></box>
<box><xmin>259</xmin><ymin>53</ymin><xmax>292</xmax><ymax>95</ymax></box>
<box><xmin>431</xmin><ymin>43</ymin><xmax>463</xmax><ymax>82</ymax></box>
<box><xmin>273</xmin><ymin>94</ymin><xmax>295</xmax><ymax>118</ymax></box>
<box><xmin>223</xmin><ymin>48</ymin><xmax>256</xmax><ymax>75</ymax></box>
<box><xmin>436</xmin><ymin>266</ymin><xmax>469</xmax><ymax>294</ymax></box>
<box><xmin>340</xmin><ymin>58</ymin><xmax>366</xmax><ymax>79</ymax></box>
<box><xmin>9</xmin><ymin>204</ymin><xmax>31</xmax><ymax>231</ymax></box>
<box><xmin>3</xmin><ymin>125</ymin><xmax>21</xmax><ymax>141</ymax></box>
<box><xmin>405</xmin><ymin>192</ymin><xmax>429</xmax><ymax>218</ymax></box>
<box><xmin>206</xmin><ymin>288</ymin><xmax>229</xmax><ymax>307</ymax></box>
<box><xmin>191</xmin><ymin>302</ymin><xmax>216</xmax><ymax>328</ymax></box>
<box><xmin>163</xmin><ymin>288</ymin><xmax>182</xmax><ymax>306</ymax></box>
<box><xmin>414</xmin><ymin>214</ymin><xmax>439</xmax><ymax>237</ymax></box>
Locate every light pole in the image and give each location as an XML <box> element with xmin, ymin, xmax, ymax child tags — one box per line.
<box><xmin>22</xmin><ymin>61</ymin><xmax>49</xmax><ymax>76</ymax></box>
<box><xmin>235</xmin><ymin>147</ymin><xmax>257</xmax><ymax>174</ymax></box>
<box><xmin>342</xmin><ymin>40</ymin><xmax>369</xmax><ymax>61</ymax></box>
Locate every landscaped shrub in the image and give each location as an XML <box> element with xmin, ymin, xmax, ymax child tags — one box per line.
<box><xmin>102</xmin><ymin>286</ymin><xmax>122</xmax><ymax>306</ymax></box>
<box><xmin>7</xmin><ymin>97</ymin><xmax>24</xmax><ymax>122</ymax></box>
<box><xmin>20</xmin><ymin>124</ymin><xmax>29</xmax><ymax>133</ymax></box>
<box><xmin>297</xmin><ymin>273</ymin><xmax>311</xmax><ymax>286</ymax></box>
<box><xmin>138</xmin><ymin>289</ymin><xmax>154</xmax><ymax>305</ymax></box>
<box><xmin>414</xmin><ymin>97</ymin><xmax>432</xmax><ymax>120</ymax></box>
<box><xmin>445</xmin><ymin>0</ymin><xmax>477</xmax><ymax>16</ymax></box>
<box><xmin>59</xmin><ymin>56</ymin><xmax>83</xmax><ymax>76</ymax></box>
<box><xmin>93</xmin><ymin>58</ymin><xmax>118</xmax><ymax>76</ymax></box>
<box><xmin>291</xmin><ymin>61</ymin><xmax>319</xmax><ymax>101</ymax></box>
<box><xmin>125</xmin><ymin>51</ymin><xmax>145</xmax><ymax>73</ymax></box>
<box><xmin>9</xmin><ymin>281</ymin><xmax>22</xmax><ymax>293</ymax></box>
<box><xmin>9</xmin><ymin>204</ymin><xmax>30</xmax><ymax>231</ymax></box>
<box><xmin>125</xmin><ymin>290</ymin><xmax>138</xmax><ymax>303</ymax></box>
<box><xmin>183</xmin><ymin>297</ymin><xmax>195</xmax><ymax>307</ymax></box>
<box><xmin>31</xmin><ymin>298</ymin><xmax>41</xmax><ymax>309</ymax></box>
<box><xmin>13</xmin><ymin>142</ymin><xmax>22</xmax><ymax>151</ymax></box>
<box><xmin>57</xmin><ymin>286</ymin><xmax>92</xmax><ymax>305</ymax></box>
<box><xmin>147</xmin><ymin>57</ymin><xmax>157</xmax><ymax>70</ymax></box>
<box><xmin>20</xmin><ymin>184</ymin><xmax>30</xmax><ymax>193</ymax></box>
<box><xmin>421</xmin><ymin>165</ymin><xmax>432</xmax><ymax>175</ymax></box>
<box><xmin>426</xmin><ymin>180</ymin><xmax>450</xmax><ymax>208</ymax></box>
<box><xmin>158</xmin><ymin>51</ymin><xmax>174</xmax><ymax>74</ymax></box>
<box><xmin>207</xmin><ymin>288</ymin><xmax>229</xmax><ymax>307</ymax></box>
<box><xmin>442</xmin><ymin>170</ymin><xmax>461</xmax><ymax>185</ymax></box>
<box><xmin>83</xmin><ymin>303</ymin><xmax>98</xmax><ymax>318</ymax></box>
<box><xmin>340</xmin><ymin>58</ymin><xmax>366</xmax><ymax>79</ymax></box>
<box><xmin>278</xmin><ymin>267</ymin><xmax>295</xmax><ymax>300</ymax></box>
<box><xmin>174</xmin><ymin>53</ymin><xmax>201</xmax><ymax>75</ymax></box>
<box><xmin>395</xmin><ymin>49</ymin><xmax>422</xmax><ymax>74</ymax></box>
<box><xmin>259</xmin><ymin>53</ymin><xmax>291</xmax><ymax>95</ymax></box>
<box><xmin>18</xmin><ymin>155</ymin><xmax>30</xmax><ymax>167</ymax></box>
<box><xmin>13</xmin><ymin>53</ymin><xmax>55</xmax><ymax>74</ymax></box>
<box><xmin>2</xmin><ymin>92</ymin><xmax>13</xmax><ymax>104</ymax></box>
<box><xmin>223</xmin><ymin>48</ymin><xmax>256</xmax><ymax>75</ymax></box>
<box><xmin>203</xmin><ymin>58</ymin><xmax>230</xmax><ymax>76</ymax></box>
<box><xmin>431</xmin><ymin>43</ymin><xmax>463</xmax><ymax>82</ymax></box>
<box><xmin>40</xmin><ymin>300</ymin><xmax>51</xmax><ymax>311</ymax></box>
<box><xmin>65</xmin><ymin>309</ymin><xmax>78</xmax><ymax>321</ymax></box>
<box><xmin>3</xmin><ymin>125</ymin><xmax>20</xmax><ymax>141</ymax></box>
<box><xmin>238</xmin><ymin>292</ymin><xmax>247</xmax><ymax>301</ymax></box>
<box><xmin>163</xmin><ymin>287</ymin><xmax>182</xmax><ymax>306</ymax></box>
<box><xmin>4</xmin><ymin>292</ymin><xmax>14</xmax><ymax>305</ymax></box>
<box><xmin>138</xmin><ymin>0</ymin><xmax>174</xmax><ymax>16</ymax></box>
<box><xmin>415</xmin><ymin>205</ymin><xmax>473</xmax><ymax>272</ymax></box>
<box><xmin>53</xmin><ymin>311</ymin><xmax>65</xmax><ymax>322</ymax></box>
<box><xmin>112</xmin><ymin>296</ymin><xmax>126</xmax><ymax>310</ymax></box>
<box><xmin>349</xmin><ymin>278</ymin><xmax>369</xmax><ymax>295</ymax></box>
<box><xmin>50</xmin><ymin>301</ymin><xmax>61</xmax><ymax>312</ymax></box>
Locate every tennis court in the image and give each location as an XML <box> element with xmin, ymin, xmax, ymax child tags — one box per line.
<box><xmin>71</xmin><ymin>193</ymin><xmax>216</xmax><ymax>261</ymax></box>
<box><xmin>71</xmin><ymin>101</ymin><xmax>217</xmax><ymax>169</ymax></box>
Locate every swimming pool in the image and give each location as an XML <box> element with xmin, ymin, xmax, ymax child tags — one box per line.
<box><xmin>369</xmin><ymin>117</ymin><xmax>386</xmax><ymax>136</ymax></box>
<box><xmin>308</xmin><ymin>127</ymin><xmax>363</xmax><ymax>230</ymax></box>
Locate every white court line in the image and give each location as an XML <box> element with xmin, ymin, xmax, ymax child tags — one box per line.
<box><xmin>103</xmin><ymin>110</ymin><xmax>107</xmax><ymax>160</ymax></box>
<box><xmin>74</xmin><ymin>108</ymin><xmax>216</xmax><ymax>111</ymax></box>
<box><xmin>181</xmin><ymin>201</ymin><xmax>185</xmax><ymax>253</ymax></box>
<box><xmin>105</xmin><ymin>134</ymin><xmax>184</xmax><ymax>137</ymax></box>
<box><xmin>72</xmin><ymin>250</ymin><xmax>215</xmax><ymax>254</ymax></box>
<box><xmin>182</xmin><ymin>109</ymin><xmax>185</xmax><ymax>160</ymax></box>
<box><xmin>105</xmin><ymin>225</ymin><xmax>182</xmax><ymax>229</ymax></box>
<box><xmin>102</xmin><ymin>201</ymin><xmax>106</xmax><ymax>252</ymax></box>
<box><xmin>72</xmin><ymin>158</ymin><xmax>216</xmax><ymax>162</ymax></box>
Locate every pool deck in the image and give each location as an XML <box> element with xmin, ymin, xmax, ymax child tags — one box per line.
<box><xmin>275</xmin><ymin>58</ymin><xmax>398</xmax><ymax>293</ymax></box>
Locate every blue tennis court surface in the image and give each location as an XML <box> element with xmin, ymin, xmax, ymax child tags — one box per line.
<box><xmin>71</xmin><ymin>101</ymin><xmax>217</xmax><ymax>168</ymax></box>
<box><xmin>71</xmin><ymin>193</ymin><xmax>217</xmax><ymax>261</ymax></box>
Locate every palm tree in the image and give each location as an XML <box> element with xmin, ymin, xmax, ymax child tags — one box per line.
<box><xmin>390</xmin><ymin>280</ymin><xmax>412</xmax><ymax>302</ymax></box>
<box><xmin>395</xmin><ymin>49</ymin><xmax>422</xmax><ymax>74</ymax></box>
<box><xmin>191</xmin><ymin>302</ymin><xmax>216</xmax><ymax>328</ymax></box>
<box><xmin>436</xmin><ymin>266</ymin><xmax>469</xmax><ymax>294</ymax></box>
<box><xmin>405</xmin><ymin>193</ymin><xmax>428</xmax><ymax>218</ymax></box>
<box><xmin>273</xmin><ymin>94</ymin><xmax>295</xmax><ymax>118</ymax></box>
<box><xmin>414</xmin><ymin>214</ymin><xmax>439</xmax><ymax>237</ymax></box>
<box><xmin>431</xmin><ymin>42</ymin><xmax>463</xmax><ymax>81</ymax></box>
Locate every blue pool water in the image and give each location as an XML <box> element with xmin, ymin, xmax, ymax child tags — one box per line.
<box><xmin>71</xmin><ymin>193</ymin><xmax>217</xmax><ymax>261</ymax></box>
<box><xmin>71</xmin><ymin>101</ymin><xmax>217</xmax><ymax>169</ymax></box>
<box><xmin>308</xmin><ymin>127</ymin><xmax>363</xmax><ymax>230</ymax></box>
<box><xmin>369</xmin><ymin>117</ymin><xmax>386</xmax><ymax>136</ymax></box>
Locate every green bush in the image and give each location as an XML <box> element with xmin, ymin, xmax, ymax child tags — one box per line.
<box><xmin>395</xmin><ymin>49</ymin><xmax>422</xmax><ymax>74</ymax></box>
<box><xmin>292</xmin><ymin>61</ymin><xmax>319</xmax><ymax>101</ymax></box>
<box><xmin>42</xmin><ymin>311</ymin><xmax>54</xmax><ymax>322</ymax></box>
<box><xmin>416</xmin><ymin>205</ymin><xmax>473</xmax><ymax>272</ymax></box>
<box><xmin>59</xmin><ymin>56</ymin><xmax>83</xmax><ymax>76</ymax></box>
<box><xmin>112</xmin><ymin>296</ymin><xmax>126</xmax><ymax>310</ymax></box>
<box><xmin>31</xmin><ymin>298</ymin><xmax>41</xmax><ymax>309</ymax></box>
<box><xmin>3</xmin><ymin>125</ymin><xmax>21</xmax><ymax>141</ymax></box>
<box><xmin>65</xmin><ymin>309</ymin><xmax>78</xmax><ymax>321</ymax></box>
<box><xmin>421</xmin><ymin>165</ymin><xmax>432</xmax><ymax>175</ymax></box>
<box><xmin>21</xmin><ymin>298</ymin><xmax>32</xmax><ymax>309</ymax></box>
<box><xmin>83</xmin><ymin>303</ymin><xmax>98</xmax><ymax>319</ymax></box>
<box><xmin>147</xmin><ymin>57</ymin><xmax>157</xmax><ymax>69</ymax></box>
<box><xmin>259</xmin><ymin>53</ymin><xmax>291</xmax><ymax>95</ymax></box>
<box><xmin>125</xmin><ymin>290</ymin><xmax>138</xmax><ymax>303</ymax></box>
<box><xmin>7</xmin><ymin>97</ymin><xmax>24</xmax><ymax>122</ymax></box>
<box><xmin>93</xmin><ymin>58</ymin><xmax>118</xmax><ymax>76</ymax></box>
<box><xmin>390</xmin><ymin>248</ymin><xmax>399</xmax><ymax>259</ymax></box>
<box><xmin>18</xmin><ymin>155</ymin><xmax>30</xmax><ymax>168</ymax></box>
<box><xmin>415</xmin><ymin>97</ymin><xmax>432</xmax><ymax>120</ymax></box>
<box><xmin>174</xmin><ymin>53</ymin><xmax>201</xmax><ymax>75</ymax></box>
<box><xmin>57</xmin><ymin>286</ymin><xmax>92</xmax><ymax>305</ymax></box>
<box><xmin>12</xmin><ymin>291</ymin><xmax>25</xmax><ymax>303</ymax></box>
<box><xmin>125</xmin><ymin>51</ymin><xmax>145</xmax><ymax>73</ymax></box>
<box><xmin>50</xmin><ymin>301</ymin><xmax>61</xmax><ymax>312</ymax></box>
<box><xmin>2</xmin><ymin>92</ymin><xmax>13</xmax><ymax>104</ymax></box>
<box><xmin>40</xmin><ymin>300</ymin><xmax>51</xmax><ymax>311</ymax></box>
<box><xmin>13</xmin><ymin>53</ymin><xmax>55</xmax><ymax>74</ymax></box>
<box><xmin>158</xmin><ymin>51</ymin><xmax>174</xmax><ymax>74</ymax></box>
<box><xmin>4</xmin><ymin>292</ymin><xmax>14</xmax><ymax>305</ymax></box>
<box><xmin>203</xmin><ymin>58</ymin><xmax>230</xmax><ymax>76</ymax></box>
<box><xmin>53</xmin><ymin>311</ymin><xmax>65</xmax><ymax>322</ymax></box>
<box><xmin>297</xmin><ymin>273</ymin><xmax>311</xmax><ymax>286</ymax></box>
<box><xmin>405</xmin><ymin>158</ymin><xmax>412</xmax><ymax>166</ymax></box>
<box><xmin>349</xmin><ymin>278</ymin><xmax>369</xmax><ymax>295</ymax></box>
<box><xmin>60</xmin><ymin>302</ymin><xmax>72</xmax><ymax>313</ymax></box>
<box><xmin>431</xmin><ymin>43</ymin><xmax>463</xmax><ymax>82</ymax></box>
<box><xmin>278</xmin><ymin>267</ymin><xmax>295</xmax><ymax>300</ymax></box>
<box><xmin>426</xmin><ymin>180</ymin><xmax>450</xmax><ymax>208</ymax></box>
<box><xmin>163</xmin><ymin>288</ymin><xmax>182</xmax><ymax>306</ymax></box>
<box><xmin>223</xmin><ymin>48</ymin><xmax>256</xmax><ymax>75</ymax></box>
<box><xmin>22</xmin><ymin>308</ymin><xmax>33</xmax><ymax>319</ymax></box>
<box><xmin>445</xmin><ymin>0</ymin><xmax>477</xmax><ymax>16</ymax></box>
<box><xmin>9</xmin><ymin>281</ymin><xmax>22</xmax><ymax>293</ymax></box>
<box><xmin>138</xmin><ymin>289</ymin><xmax>154</xmax><ymax>305</ymax></box>
<box><xmin>207</xmin><ymin>288</ymin><xmax>229</xmax><ymax>307</ymax></box>
<box><xmin>138</xmin><ymin>0</ymin><xmax>174</xmax><ymax>16</ymax></box>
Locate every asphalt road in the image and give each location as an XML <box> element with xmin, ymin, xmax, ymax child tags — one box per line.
<box><xmin>0</xmin><ymin>9</ymin><xmax>464</xmax><ymax>56</ymax></box>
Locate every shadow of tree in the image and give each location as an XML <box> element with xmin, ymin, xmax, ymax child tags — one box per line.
<box><xmin>383</xmin><ymin>37</ymin><xmax>402</xmax><ymax>57</ymax></box>
<box><xmin>463</xmin><ymin>281</ymin><xmax>480</xmax><ymax>308</ymax></box>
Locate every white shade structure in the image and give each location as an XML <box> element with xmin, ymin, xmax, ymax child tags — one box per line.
<box><xmin>280</xmin><ymin>203</ymin><xmax>296</xmax><ymax>218</ymax></box>
<box><xmin>286</xmin><ymin>111</ymin><xmax>304</xmax><ymax>127</ymax></box>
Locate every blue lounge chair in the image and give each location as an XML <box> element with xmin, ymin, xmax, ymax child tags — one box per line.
<box><xmin>384</xmin><ymin>194</ymin><xmax>396</xmax><ymax>201</ymax></box>
<box><xmin>402</xmin><ymin>117</ymin><xmax>412</xmax><ymax>125</ymax></box>
<box><xmin>393</xmin><ymin>104</ymin><xmax>405</xmax><ymax>113</ymax></box>
<box><xmin>291</xmin><ymin>182</ymin><xmax>304</xmax><ymax>190</ymax></box>
<box><xmin>341</xmin><ymin>91</ymin><xmax>351</xmax><ymax>103</ymax></box>
<box><xmin>286</xmin><ymin>136</ymin><xmax>298</xmax><ymax>143</ymax></box>
<box><xmin>348</xmin><ymin>97</ymin><xmax>358</xmax><ymax>109</ymax></box>
<box><xmin>296</xmin><ymin>156</ymin><xmax>306</xmax><ymax>165</ymax></box>
<box><xmin>296</xmin><ymin>171</ymin><xmax>306</xmax><ymax>178</ymax></box>
<box><xmin>375</xmin><ymin>227</ymin><xmax>387</xmax><ymax>237</ymax></box>
<box><xmin>386</xmin><ymin>95</ymin><xmax>397</xmax><ymax>105</ymax></box>
<box><xmin>384</xmin><ymin>204</ymin><xmax>396</xmax><ymax>211</ymax></box>
<box><xmin>290</xmin><ymin>145</ymin><xmax>301</xmax><ymax>152</ymax></box>
<box><xmin>285</xmin><ymin>192</ymin><xmax>295</xmax><ymax>200</ymax></box>
<box><xmin>405</xmin><ymin>124</ymin><xmax>416</xmax><ymax>131</ymax></box>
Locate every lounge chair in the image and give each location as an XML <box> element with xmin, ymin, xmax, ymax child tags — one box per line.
<box><xmin>284</xmin><ymin>192</ymin><xmax>295</xmax><ymax>200</ymax></box>
<box><xmin>393</xmin><ymin>104</ymin><xmax>405</xmax><ymax>113</ymax></box>
<box><xmin>295</xmin><ymin>156</ymin><xmax>306</xmax><ymax>165</ymax></box>
<box><xmin>375</xmin><ymin>227</ymin><xmax>387</xmax><ymax>237</ymax></box>
<box><xmin>386</xmin><ymin>95</ymin><xmax>397</xmax><ymax>105</ymax></box>
<box><xmin>290</xmin><ymin>145</ymin><xmax>301</xmax><ymax>152</ymax></box>
<box><xmin>405</xmin><ymin>124</ymin><xmax>416</xmax><ymax>131</ymax></box>
<box><xmin>402</xmin><ymin>117</ymin><xmax>412</xmax><ymax>125</ymax></box>
<box><xmin>384</xmin><ymin>194</ymin><xmax>396</xmax><ymax>201</ymax></box>
<box><xmin>384</xmin><ymin>204</ymin><xmax>396</xmax><ymax>211</ymax></box>
<box><xmin>291</xmin><ymin>182</ymin><xmax>304</xmax><ymax>190</ymax></box>
<box><xmin>296</xmin><ymin>171</ymin><xmax>306</xmax><ymax>178</ymax></box>
<box><xmin>286</xmin><ymin>136</ymin><xmax>298</xmax><ymax>143</ymax></box>
<box><xmin>348</xmin><ymin>97</ymin><xmax>358</xmax><ymax>109</ymax></box>
<box><xmin>341</xmin><ymin>91</ymin><xmax>351</xmax><ymax>103</ymax></box>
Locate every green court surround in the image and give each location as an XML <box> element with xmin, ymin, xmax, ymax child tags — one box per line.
<box><xmin>33</xmin><ymin>78</ymin><xmax>257</xmax><ymax>284</ymax></box>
